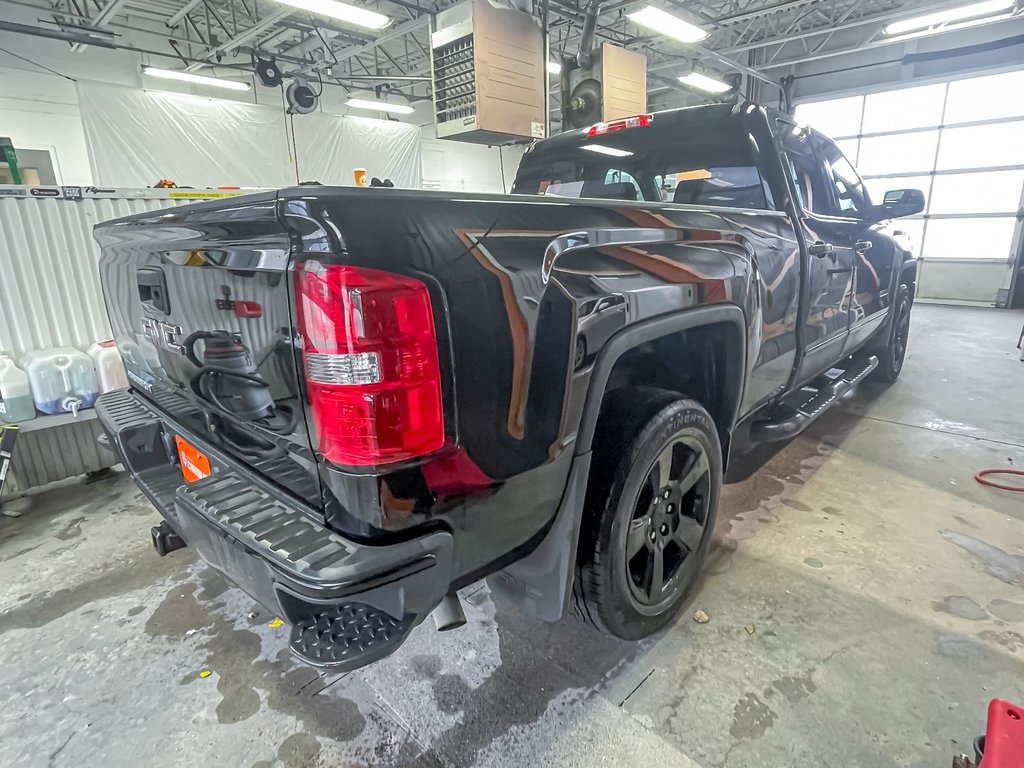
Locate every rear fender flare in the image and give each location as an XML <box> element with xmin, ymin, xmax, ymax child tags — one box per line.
<box><xmin>576</xmin><ymin>303</ymin><xmax>748</xmax><ymax>454</ymax></box>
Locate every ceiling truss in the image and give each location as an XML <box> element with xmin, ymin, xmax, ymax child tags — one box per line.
<box><xmin>3</xmin><ymin>0</ymin><xmax>1022</xmax><ymax>110</ymax></box>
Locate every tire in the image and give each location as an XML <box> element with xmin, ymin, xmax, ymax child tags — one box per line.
<box><xmin>871</xmin><ymin>283</ymin><xmax>912</xmax><ymax>383</ymax></box>
<box><xmin>574</xmin><ymin>389</ymin><xmax>722</xmax><ymax>640</ymax></box>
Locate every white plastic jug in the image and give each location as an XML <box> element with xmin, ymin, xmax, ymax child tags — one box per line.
<box><xmin>0</xmin><ymin>355</ymin><xmax>35</xmax><ymax>423</ymax></box>
<box><xmin>20</xmin><ymin>348</ymin><xmax>100</xmax><ymax>416</ymax></box>
<box><xmin>88</xmin><ymin>341</ymin><xmax>129</xmax><ymax>393</ymax></box>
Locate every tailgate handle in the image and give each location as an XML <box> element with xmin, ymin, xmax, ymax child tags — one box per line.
<box><xmin>137</xmin><ymin>267</ymin><xmax>171</xmax><ymax>315</ymax></box>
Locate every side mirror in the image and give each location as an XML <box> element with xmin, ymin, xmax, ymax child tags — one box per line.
<box><xmin>871</xmin><ymin>188</ymin><xmax>925</xmax><ymax>221</ymax></box>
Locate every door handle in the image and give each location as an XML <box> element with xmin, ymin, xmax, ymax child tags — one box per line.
<box><xmin>809</xmin><ymin>241</ymin><xmax>834</xmax><ymax>258</ymax></box>
<box><xmin>854</xmin><ymin>240</ymin><xmax>873</xmax><ymax>253</ymax></box>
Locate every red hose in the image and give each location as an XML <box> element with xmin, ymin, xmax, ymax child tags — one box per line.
<box><xmin>975</xmin><ymin>469</ymin><xmax>1024</xmax><ymax>492</ymax></box>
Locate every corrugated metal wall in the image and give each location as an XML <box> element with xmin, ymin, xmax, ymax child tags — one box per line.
<box><xmin>0</xmin><ymin>195</ymin><xmax>180</xmax><ymax>359</ymax></box>
<box><xmin>0</xmin><ymin>193</ymin><xmax>182</xmax><ymax>492</ymax></box>
<box><xmin>5</xmin><ymin>418</ymin><xmax>111</xmax><ymax>493</ymax></box>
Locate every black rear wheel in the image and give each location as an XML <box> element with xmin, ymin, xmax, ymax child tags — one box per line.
<box><xmin>574</xmin><ymin>390</ymin><xmax>722</xmax><ymax>640</ymax></box>
<box><xmin>872</xmin><ymin>283</ymin><xmax>912</xmax><ymax>383</ymax></box>
<box><xmin>624</xmin><ymin>435</ymin><xmax>712</xmax><ymax>612</ymax></box>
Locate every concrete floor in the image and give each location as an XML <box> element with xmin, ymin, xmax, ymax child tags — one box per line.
<box><xmin>2</xmin><ymin>303</ymin><xmax>1023</xmax><ymax>768</ymax></box>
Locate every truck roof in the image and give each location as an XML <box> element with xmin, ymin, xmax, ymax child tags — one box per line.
<box><xmin>528</xmin><ymin>102</ymin><xmax>758</xmax><ymax>155</ymax></box>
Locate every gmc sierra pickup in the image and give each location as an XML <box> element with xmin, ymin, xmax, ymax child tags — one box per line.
<box><xmin>94</xmin><ymin>102</ymin><xmax>924</xmax><ymax>670</ymax></box>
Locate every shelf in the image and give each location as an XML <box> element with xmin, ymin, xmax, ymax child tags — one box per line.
<box><xmin>5</xmin><ymin>409</ymin><xmax>98</xmax><ymax>434</ymax></box>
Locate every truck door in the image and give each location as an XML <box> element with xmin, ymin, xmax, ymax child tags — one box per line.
<box><xmin>777</xmin><ymin>121</ymin><xmax>856</xmax><ymax>384</ymax></box>
<box><xmin>816</xmin><ymin>137</ymin><xmax>894</xmax><ymax>352</ymax></box>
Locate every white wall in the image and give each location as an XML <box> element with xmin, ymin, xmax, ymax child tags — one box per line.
<box><xmin>421</xmin><ymin>125</ymin><xmax>526</xmax><ymax>192</ymax></box>
<box><xmin>1</xmin><ymin>34</ymin><xmax>520</xmax><ymax>192</ymax></box>
<box><xmin>917</xmin><ymin>260</ymin><xmax>1015</xmax><ymax>305</ymax></box>
<box><xmin>0</xmin><ymin>68</ymin><xmax>94</xmax><ymax>185</ymax></box>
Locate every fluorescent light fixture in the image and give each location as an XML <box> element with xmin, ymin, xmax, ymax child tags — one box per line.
<box><xmin>884</xmin><ymin>0</ymin><xmax>1013</xmax><ymax>35</ymax></box>
<box><xmin>679</xmin><ymin>71</ymin><xmax>731</xmax><ymax>94</ymax></box>
<box><xmin>272</xmin><ymin>0</ymin><xmax>390</xmax><ymax>30</ymax></box>
<box><xmin>884</xmin><ymin>10</ymin><xmax>1015</xmax><ymax>40</ymax></box>
<box><xmin>581</xmin><ymin>144</ymin><xmax>634</xmax><ymax>158</ymax></box>
<box><xmin>626</xmin><ymin>6</ymin><xmax>708</xmax><ymax>44</ymax></box>
<box><xmin>346</xmin><ymin>97</ymin><xmax>414</xmax><ymax>114</ymax></box>
<box><xmin>142</xmin><ymin>66</ymin><xmax>250</xmax><ymax>91</ymax></box>
<box><xmin>547</xmin><ymin>61</ymin><xmax>562</xmax><ymax>75</ymax></box>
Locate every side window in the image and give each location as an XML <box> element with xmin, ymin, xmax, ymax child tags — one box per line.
<box><xmin>778</xmin><ymin>122</ymin><xmax>833</xmax><ymax>216</ymax></box>
<box><xmin>820</xmin><ymin>142</ymin><xmax>871</xmax><ymax>216</ymax></box>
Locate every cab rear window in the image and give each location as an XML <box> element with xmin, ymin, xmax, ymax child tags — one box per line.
<box><xmin>513</xmin><ymin>114</ymin><xmax>772</xmax><ymax>210</ymax></box>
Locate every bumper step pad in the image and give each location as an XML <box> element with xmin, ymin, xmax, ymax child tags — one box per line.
<box><xmin>290</xmin><ymin>604</ymin><xmax>414</xmax><ymax>667</ymax></box>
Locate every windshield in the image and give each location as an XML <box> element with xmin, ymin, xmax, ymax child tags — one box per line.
<box><xmin>512</xmin><ymin>111</ymin><xmax>772</xmax><ymax>210</ymax></box>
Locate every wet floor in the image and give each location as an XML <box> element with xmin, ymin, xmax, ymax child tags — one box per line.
<box><xmin>1</xmin><ymin>303</ymin><xmax>1023</xmax><ymax>768</ymax></box>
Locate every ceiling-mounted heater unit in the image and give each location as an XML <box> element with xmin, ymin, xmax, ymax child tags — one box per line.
<box><xmin>431</xmin><ymin>0</ymin><xmax>546</xmax><ymax>144</ymax></box>
<box><xmin>561</xmin><ymin>43</ymin><xmax>648</xmax><ymax>130</ymax></box>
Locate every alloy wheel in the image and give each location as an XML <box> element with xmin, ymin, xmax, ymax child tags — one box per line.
<box><xmin>624</xmin><ymin>435</ymin><xmax>711</xmax><ymax>608</ymax></box>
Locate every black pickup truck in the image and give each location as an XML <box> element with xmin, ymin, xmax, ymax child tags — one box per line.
<box><xmin>94</xmin><ymin>102</ymin><xmax>924</xmax><ymax>670</ymax></box>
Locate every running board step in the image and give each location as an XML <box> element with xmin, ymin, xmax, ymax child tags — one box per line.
<box><xmin>750</xmin><ymin>356</ymin><xmax>878</xmax><ymax>443</ymax></box>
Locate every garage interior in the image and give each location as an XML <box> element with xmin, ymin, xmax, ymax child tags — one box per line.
<box><xmin>2</xmin><ymin>0</ymin><xmax>1024</xmax><ymax>765</ymax></box>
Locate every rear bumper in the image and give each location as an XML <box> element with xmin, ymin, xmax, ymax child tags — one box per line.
<box><xmin>96</xmin><ymin>390</ymin><xmax>454</xmax><ymax>670</ymax></box>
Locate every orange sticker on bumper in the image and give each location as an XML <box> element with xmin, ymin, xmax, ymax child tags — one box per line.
<box><xmin>175</xmin><ymin>435</ymin><xmax>211</xmax><ymax>484</ymax></box>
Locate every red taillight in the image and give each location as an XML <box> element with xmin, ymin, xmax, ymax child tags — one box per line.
<box><xmin>294</xmin><ymin>262</ymin><xmax>445</xmax><ymax>467</ymax></box>
<box><xmin>587</xmin><ymin>114</ymin><xmax>654</xmax><ymax>137</ymax></box>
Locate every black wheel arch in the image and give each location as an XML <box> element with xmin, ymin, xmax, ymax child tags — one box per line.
<box><xmin>873</xmin><ymin>261</ymin><xmax>918</xmax><ymax>348</ymax></box>
<box><xmin>574</xmin><ymin>304</ymin><xmax>748</xmax><ymax>461</ymax></box>
<box><xmin>488</xmin><ymin>304</ymin><xmax>747</xmax><ymax>622</ymax></box>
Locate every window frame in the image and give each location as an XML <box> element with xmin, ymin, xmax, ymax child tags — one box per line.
<box><xmin>775</xmin><ymin>119</ymin><xmax>840</xmax><ymax>219</ymax></box>
<box><xmin>817</xmin><ymin>136</ymin><xmax>872</xmax><ymax>220</ymax></box>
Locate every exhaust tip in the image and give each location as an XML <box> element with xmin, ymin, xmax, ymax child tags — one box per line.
<box><xmin>432</xmin><ymin>592</ymin><xmax>467</xmax><ymax>632</ymax></box>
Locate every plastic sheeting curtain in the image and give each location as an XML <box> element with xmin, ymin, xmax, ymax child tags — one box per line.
<box><xmin>78</xmin><ymin>82</ymin><xmax>422</xmax><ymax>189</ymax></box>
<box><xmin>292</xmin><ymin>113</ymin><xmax>421</xmax><ymax>188</ymax></box>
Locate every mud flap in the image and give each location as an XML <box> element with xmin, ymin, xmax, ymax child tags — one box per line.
<box><xmin>487</xmin><ymin>452</ymin><xmax>592</xmax><ymax>622</ymax></box>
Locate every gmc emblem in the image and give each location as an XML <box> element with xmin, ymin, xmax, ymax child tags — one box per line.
<box><xmin>141</xmin><ymin>317</ymin><xmax>184</xmax><ymax>356</ymax></box>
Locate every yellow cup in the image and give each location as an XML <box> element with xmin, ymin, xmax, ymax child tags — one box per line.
<box><xmin>353</xmin><ymin>168</ymin><xmax>368</xmax><ymax>187</ymax></box>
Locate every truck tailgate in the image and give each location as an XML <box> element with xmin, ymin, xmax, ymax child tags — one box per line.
<box><xmin>94</xmin><ymin>192</ymin><xmax>321</xmax><ymax>509</ymax></box>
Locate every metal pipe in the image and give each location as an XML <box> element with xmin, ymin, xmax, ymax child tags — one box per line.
<box><xmin>542</xmin><ymin>0</ymin><xmax>551</xmax><ymax>137</ymax></box>
<box><xmin>0</xmin><ymin>0</ymin><xmax>86</xmax><ymax>21</ymax></box>
<box><xmin>576</xmin><ymin>0</ymin><xmax>601</xmax><ymax>67</ymax></box>
<box><xmin>332</xmin><ymin>73</ymin><xmax>430</xmax><ymax>80</ymax></box>
<box><xmin>0</xmin><ymin>18</ymin><xmax>116</xmax><ymax>47</ymax></box>
<box><xmin>432</xmin><ymin>593</ymin><xmax>466</xmax><ymax>631</ymax></box>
